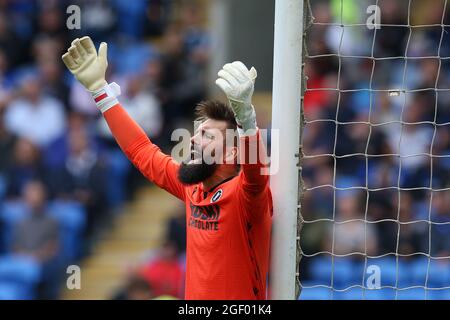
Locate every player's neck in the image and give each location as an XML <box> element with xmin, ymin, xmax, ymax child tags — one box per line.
<box><xmin>202</xmin><ymin>166</ymin><xmax>237</xmax><ymax>192</ymax></box>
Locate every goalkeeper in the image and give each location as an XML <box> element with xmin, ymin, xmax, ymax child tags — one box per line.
<box><xmin>62</xmin><ymin>37</ymin><xmax>272</xmax><ymax>300</ymax></box>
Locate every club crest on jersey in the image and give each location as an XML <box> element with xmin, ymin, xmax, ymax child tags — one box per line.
<box><xmin>211</xmin><ymin>189</ymin><xmax>223</xmax><ymax>203</ymax></box>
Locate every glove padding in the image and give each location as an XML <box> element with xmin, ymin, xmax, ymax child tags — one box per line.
<box><xmin>215</xmin><ymin>61</ymin><xmax>257</xmax><ymax>135</ymax></box>
<box><xmin>62</xmin><ymin>36</ymin><xmax>108</xmax><ymax>92</ymax></box>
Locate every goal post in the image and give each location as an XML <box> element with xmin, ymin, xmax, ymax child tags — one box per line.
<box><xmin>270</xmin><ymin>0</ymin><xmax>307</xmax><ymax>300</ymax></box>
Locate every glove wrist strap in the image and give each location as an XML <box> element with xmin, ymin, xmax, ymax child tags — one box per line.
<box><xmin>91</xmin><ymin>82</ymin><xmax>121</xmax><ymax>113</ymax></box>
<box><xmin>227</xmin><ymin>98</ymin><xmax>257</xmax><ymax>136</ymax></box>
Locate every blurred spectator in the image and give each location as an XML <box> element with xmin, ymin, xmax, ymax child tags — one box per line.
<box><xmin>12</xmin><ymin>180</ymin><xmax>61</xmax><ymax>299</ymax></box>
<box><xmin>98</xmin><ymin>73</ymin><xmax>163</xmax><ymax>140</ymax></box>
<box><xmin>69</xmin><ymin>81</ymin><xmax>100</xmax><ymax>116</ymax></box>
<box><xmin>180</xmin><ymin>2</ymin><xmax>210</xmax><ymax>62</ymax></box>
<box><xmin>430</xmin><ymin>191</ymin><xmax>450</xmax><ymax>257</ymax></box>
<box><xmin>373</xmin><ymin>0</ymin><xmax>409</xmax><ymax>58</ymax></box>
<box><xmin>434</xmin><ymin>127</ymin><xmax>450</xmax><ymax>166</ymax></box>
<box><xmin>0</xmin><ymin>11</ymin><xmax>28</xmax><ymax>68</ymax></box>
<box><xmin>5</xmin><ymin>138</ymin><xmax>45</xmax><ymax>198</ymax></box>
<box><xmin>372</xmin><ymin>93</ymin><xmax>401</xmax><ymax>127</ymax></box>
<box><xmin>0</xmin><ymin>107</ymin><xmax>16</xmax><ymax>176</ymax></box>
<box><xmin>35</xmin><ymin>4</ymin><xmax>68</xmax><ymax>43</ymax></box>
<box><xmin>138</xmin><ymin>240</ymin><xmax>184</xmax><ymax>299</ymax></box>
<box><xmin>43</xmin><ymin>112</ymin><xmax>92</xmax><ymax>169</ymax></box>
<box><xmin>47</xmin><ymin>127</ymin><xmax>108</xmax><ymax>235</ymax></box>
<box><xmin>12</xmin><ymin>181</ymin><xmax>59</xmax><ymax>262</ymax></box>
<box><xmin>33</xmin><ymin>37</ymin><xmax>70</xmax><ymax>106</ymax></box>
<box><xmin>306</xmin><ymin>164</ymin><xmax>334</xmax><ymax>220</ymax></box>
<box><xmin>4</xmin><ymin>71</ymin><xmax>66</xmax><ymax>147</ymax></box>
<box><xmin>397</xmin><ymin>192</ymin><xmax>428</xmax><ymax>255</ymax></box>
<box><xmin>0</xmin><ymin>48</ymin><xmax>14</xmax><ymax>110</ymax></box>
<box><xmin>110</xmin><ymin>39</ymin><xmax>156</xmax><ymax>75</ymax></box>
<box><xmin>159</xmin><ymin>24</ymin><xmax>208</xmax><ymax>131</ymax></box>
<box><xmin>144</xmin><ymin>0</ymin><xmax>172</xmax><ymax>37</ymax></box>
<box><xmin>76</xmin><ymin>0</ymin><xmax>117</xmax><ymax>42</ymax></box>
<box><xmin>324</xmin><ymin>192</ymin><xmax>378</xmax><ymax>256</ymax></box>
<box><xmin>39</xmin><ymin>59</ymin><xmax>69</xmax><ymax>104</ymax></box>
<box><xmin>166</xmin><ymin>209</ymin><xmax>187</xmax><ymax>255</ymax></box>
<box><xmin>112</xmin><ymin>275</ymin><xmax>155</xmax><ymax>300</ymax></box>
<box><xmin>390</xmin><ymin>96</ymin><xmax>433</xmax><ymax>170</ymax></box>
<box><xmin>142</xmin><ymin>57</ymin><xmax>164</xmax><ymax>94</ymax></box>
<box><xmin>303</xmin><ymin>55</ymin><xmax>339</xmax><ymax>117</ymax></box>
<box><xmin>31</xmin><ymin>34</ymin><xmax>65</xmax><ymax>66</ymax></box>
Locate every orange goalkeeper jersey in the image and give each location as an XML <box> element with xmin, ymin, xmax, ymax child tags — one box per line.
<box><xmin>104</xmin><ymin>103</ymin><xmax>272</xmax><ymax>300</ymax></box>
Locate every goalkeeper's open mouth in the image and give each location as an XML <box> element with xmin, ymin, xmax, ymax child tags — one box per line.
<box><xmin>188</xmin><ymin>149</ymin><xmax>204</xmax><ymax>165</ymax></box>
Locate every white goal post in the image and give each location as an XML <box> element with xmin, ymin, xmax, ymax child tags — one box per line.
<box><xmin>270</xmin><ymin>0</ymin><xmax>305</xmax><ymax>300</ymax></box>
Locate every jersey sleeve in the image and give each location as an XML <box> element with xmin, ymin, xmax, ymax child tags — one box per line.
<box><xmin>237</xmin><ymin>129</ymin><xmax>272</xmax><ymax>221</ymax></box>
<box><xmin>103</xmin><ymin>103</ymin><xmax>185</xmax><ymax>200</ymax></box>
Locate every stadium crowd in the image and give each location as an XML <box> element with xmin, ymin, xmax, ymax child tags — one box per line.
<box><xmin>0</xmin><ymin>0</ymin><xmax>205</xmax><ymax>299</ymax></box>
<box><xmin>299</xmin><ymin>0</ymin><xmax>450</xmax><ymax>299</ymax></box>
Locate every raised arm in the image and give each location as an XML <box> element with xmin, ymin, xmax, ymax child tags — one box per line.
<box><xmin>216</xmin><ymin>61</ymin><xmax>271</xmax><ymax>219</ymax></box>
<box><xmin>61</xmin><ymin>36</ymin><xmax>185</xmax><ymax>200</ymax></box>
<box><xmin>238</xmin><ymin>129</ymin><xmax>269</xmax><ymax>195</ymax></box>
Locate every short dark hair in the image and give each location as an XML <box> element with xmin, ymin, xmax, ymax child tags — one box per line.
<box><xmin>195</xmin><ymin>100</ymin><xmax>237</xmax><ymax>130</ymax></box>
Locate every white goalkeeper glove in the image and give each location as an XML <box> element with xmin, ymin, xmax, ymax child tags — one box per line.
<box><xmin>215</xmin><ymin>61</ymin><xmax>258</xmax><ymax>136</ymax></box>
<box><xmin>62</xmin><ymin>36</ymin><xmax>120</xmax><ymax>113</ymax></box>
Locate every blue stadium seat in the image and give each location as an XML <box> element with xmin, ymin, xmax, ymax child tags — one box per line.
<box><xmin>396</xmin><ymin>258</ymin><xmax>416</xmax><ymax>288</ymax></box>
<box><xmin>299</xmin><ymin>284</ymin><xmax>332</xmax><ymax>300</ymax></box>
<box><xmin>427</xmin><ymin>289</ymin><xmax>450</xmax><ymax>300</ymax></box>
<box><xmin>363</xmin><ymin>288</ymin><xmax>396</xmax><ymax>300</ymax></box>
<box><xmin>309</xmin><ymin>256</ymin><xmax>332</xmax><ymax>286</ymax></box>
<box><xmin>0</xmin><ymin>282</ymin><xmax>31</xmax><ymax>300</ymax></box>
<box><xmin>105</xmin><ymin>149</ymin><xmax>131</xmax><ymax>208</ymax></box>
<box><xmin>309</xmin><ymin>256</ymin><xmax>354</xmax><ymax>288</ymax></box>
<box><xmin>333</xmin><ymin>287</ymin><xmax>363</xmax><ymax>300</ymax></box>
<box><xmin>396</xmin><ymin>288</ymin><xmax>427</xmax><ymax>300</ymax></box>
<box><xmin>334</xmin><ymin>258</ymin><xmax>361</xmax><ymax>289</ymax></box>
<box><xmin>307</xmin><ymin>256</ymin><xmax>448</xmax><ymax>300</ymax></box>
<box><xmin>1</xmin><ymin>199</ymin><xmax>87</xmax><ymax>261</ymax></box>
<box><xmin>301</xmin><ymin>286</ymin><xmax>391</xmax><ymax>300</ymax></box>
<box><xmin>0</xmin><ymin>255</ymin><xmax>41</xmax><ymax>299</ymax></box>
<box><xmin>410</xmin><ymin>257</ymin><xmax>431</xmax><ymax>288</ymax></box>
<box><xmin>48</xmin><ymin>200</ymin><xmax>86</xmax><ymax>262</ymax></box>
<box><xmin>427</xmin><ymin>259</ymin><xmax>450</xmax><ymax>289</ymax></box>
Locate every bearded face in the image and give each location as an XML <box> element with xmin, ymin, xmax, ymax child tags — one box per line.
<box><xmin>177</xmin><ymin>119</ymin><xmax>237</xmax><ymax>185</ymax></box>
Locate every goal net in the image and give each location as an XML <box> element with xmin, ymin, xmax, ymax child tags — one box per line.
<box><xmin>295</xmin><ymin>0</ymin><xmax>450</xmax><ymax>300</ymax></box>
